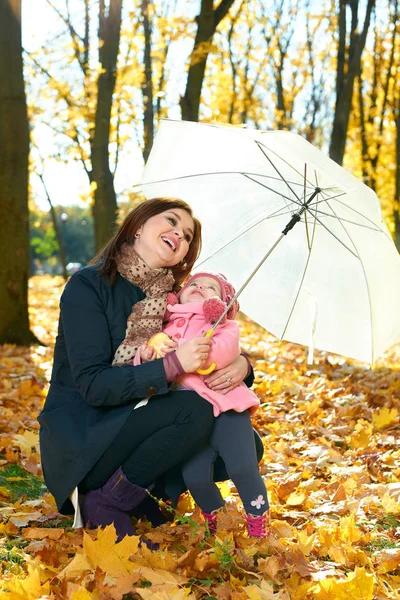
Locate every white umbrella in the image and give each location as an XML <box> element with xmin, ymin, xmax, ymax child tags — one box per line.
<box><xmin>140</xmin><ymin>120</ymin><xmax>400</xmax><ymax>363</ymax></box>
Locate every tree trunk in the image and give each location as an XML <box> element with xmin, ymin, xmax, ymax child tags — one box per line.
<box><xmin>329</xmin><ymin>0</ymin><xmax>375</xmax><ymax>165</ymax></box>
<box><xmin>38</xmin><ymin>173</ymin><xmax>68</xmax><ymax>280</ymax></box>
<box><xmin>180</xmin><ymin>0</ymin><xmax>235</xmax><ymax>122</ymax></box>
<box><xmin>0</xmin><ymin>0</ymin><xmax>37</xmax><ymax>345</ymax></box>
<box><xmin>142</xmin><ymin>0</ymin><xmax>154</xmax><ymax>162</ymax></box>
<box><xmin>394</xmin><ymin>103</ymin><xmax>400</xmax><ymax>252</ymax></box>
<box><xmin>91</xmin><ymin>0</ymin><xmax>123</xmax><ymax>250</ymax></box>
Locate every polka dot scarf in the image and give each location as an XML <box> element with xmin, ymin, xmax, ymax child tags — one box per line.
<box><xmin>112</xmin><ymin>243</ymin><xmax>175</xmax><ymax>365</ymax></box>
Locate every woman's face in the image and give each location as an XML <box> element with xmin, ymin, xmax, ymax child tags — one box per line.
<box><xmin>134</xmin><ymin>208</ymin><xmax>195</xmax><ymax>269</ymax></box>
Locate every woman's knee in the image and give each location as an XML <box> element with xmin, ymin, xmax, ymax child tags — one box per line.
<box><xmin>174</xmin><ymin>392</ymin><xmax>214</xmax><ymax>441</ymax></box>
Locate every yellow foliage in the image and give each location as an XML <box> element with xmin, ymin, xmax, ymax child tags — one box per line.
<box><xmin>338</xmin><ymin>513</ymin><xmax>363</xmax><ymax>544</ymax></box>
<box><xmin>311</xmin><ymin>566</ymin><xmax>375</xmax><ymax>600</ymax></box>
<box><xmin>373</xmin><ymin>407</ymin><xmax>399</xmax><ymax>431</ymax></box>
<box><xmin>82</xmin><ymin>525</ymin><xmax>140</xmax><ymax>577</ymax></box>
<box><xmin>346</xmin><ymin>420</ymin><xmax>373</xmax><ymax>449</ymax></box>
<box><xmin>2</xmin><ymin>277</ymin><xmax>400</xmax><ymax>598</ymax></box>
<box><xmin>71</xmin><ymin>589</ymin><xmax>93</xmax><ymax>600</ymax></box>
<box><xmin>0</xmin><ymin>566</ymin><xmax>50</xmax><ymax>600</ymax></box>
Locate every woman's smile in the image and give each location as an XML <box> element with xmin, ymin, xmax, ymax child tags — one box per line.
<box><xmin>161</xmin><ymin>234</ymin><xmax>179</xmax><ymax>252</ymax></box>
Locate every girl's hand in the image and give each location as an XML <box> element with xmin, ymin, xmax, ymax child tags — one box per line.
<box><xmin>176</xmin><ymin>337</ymin><xmax>212</xmax><ymax>373</ymax></box>
<box><xmin>204</xmin><ymin>354</ymin><xmax>249</xmax><ymax>394</ymax></box>
<box><xmin>139</xmin><ymin>343</ymin><xmax>157</xmax><ymax>363</ymax></box>
<box><xmin>158</xmin><ymin>339</ymin><xmax>178</xmax><ymax>357</ymax></box>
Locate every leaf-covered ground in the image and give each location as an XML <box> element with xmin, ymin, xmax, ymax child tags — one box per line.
<box><xmin>1</xmin><ymin>275</ymin><xmax>400</xmax><ymax>600</ymax></box>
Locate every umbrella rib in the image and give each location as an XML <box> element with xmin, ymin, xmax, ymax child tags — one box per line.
<box><xmin>307</xmin><ymin>191</ymin><xmax>347</xmax><ymax>208</ymax></box>
<box><xmin>330</xmin><ymin>196</ymin><xmax>391</xmax><ymax>235</ymax></box>
<box><xmin>304</xmin><ymin>164</ymin><xmax>312</xmax><ymax>251</ymax></box>
<box><xmin>315</xmin><ymin>187</ymin><xmax>384</xmax><ymax>230</ymax></box>
<box><xmin>241</xmin><ymin>173</ymin><xmax>303</xmax><ymax>208</ymax></box>
<box><xmin>243</xmin><ymin>172</ymin><xmax>315</xmax><ymax>190</ymax></box>
<box><xmin>196</xmin><ymin>211</ymin><xmax>299</xmax><ymax>268</ymax></box>
<box><xmin>257</xmin><ymin>141</ymin><xmax>319</xmax><ymax>191</ymax></box>
<box><xmin>255</xmin><ymin>141</ymin><xmax>303</xmax><ymax>202</ymax></box>
<box><xmin>140</xmin><ymin>170</ymin><xmax>309</xmax><ymax>193</ymax></box>
<box><xmin>307</xmin><ymin>208</ymin><xmax>383</xmax><ymax>232</ymax></box>
<box><xmin>304</xmin><ymin>209</ymin><xmax>360</xmax><ymax>259</ymax></box>
<box><xmin>323</xmin><ymin>199</ymin><xmax>374</xmax><ymax>362</ymax></box>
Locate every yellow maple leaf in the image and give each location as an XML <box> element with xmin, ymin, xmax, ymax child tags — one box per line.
<box><xmin>375</xmin><ymin>548</ymin><xmax>400</xmax><ymax>573</ymax></box>
<box><xmin>286</xmin><ymin>491</ymin><xmax>306</xmax><ymax>506</ymax></box>
<box><xmin>58</xmin><ymin>552</ymin><xmax>92</xmax><ymax>580</ymax></box>
<box><xmin>83</xmin><ymin>524</ymin><xmax>140</xmax><ymax>577</ymax></box>
<box><xmin>12</xmin><ymin>431</ymin><xmax>39</xmax><ymax>456</ymax></box>
<box><xmin>296</xmin><ymin>530</ymin><xmax>317</xmax><ymax>555</ymax></box>
<box><xmin>230</xmin><ymin>573</ymin><xmax>247</xmax><ymax>588</ymax></box>
<box><xmin>71</xmin><ymin>589</ymin><xmax>93</xmax><ymax>600</ymax></box>
<box><xmin>244</xmin><ymin>585</ymin><xmax>262</xmax><ymax>600</ymax></box>
<box><xmin>338</xmin><ymin>513</ymin><xmax>362</xmax><ymax>544</ymax></box>
<box><xmin>139</xmin><ymin>545</ymin><xmax>178</xmax><ymax>572</ymax></box>
<box><xmin>217</xmin><ymin>480</ymin><xmax>231</xmax><ymax>499</ymax></box>
<box><xmin>345</xmin><ymin>566</ymin><xmax>376</xmax><ymax>599</ymax></box>
<box><xmin>0</xmin><ymin>565</ymin><xmax>50</xmax><ymax>600</ymax></box>
<box><xmin>313</xmin><ymin>566</ymin><xmax>375</xmax><ymax>600</ymax></box>
<box><xmin>176</xmin><ymin>492</ymin><xmax>195</xmax><ymax>514</ymax></box>
<box><xmin>381</xmin><ymin>492</ymin><xmax>400</xmax><ymax>515</ymax></box>
<box><xmin>346</xmin><ymin>420</ymin><xmax>373</xmax><ymax>449</ymax></box>
<box><xmin>244</xmin><ymin>580</ymin><xmax>275</xmax><ymax>600</ymax></box>
<box><xmin>135</xmin><ymin>566</ymin><xmax>186</xmax><ymax>585</ymax></box>
<box><xmin>137</xmin><ymin>589</ymin><xmax>194</xmax><ymax>600</ymax></box>
<box><xmin>373</xmin><ymin>407</ymin><xmax>398</xmax><ymax>430</ymax></box>
<box><xmin>18</xmin><ymin>379</ymin><xmax>42</xmax><ymax>397</ymax></box>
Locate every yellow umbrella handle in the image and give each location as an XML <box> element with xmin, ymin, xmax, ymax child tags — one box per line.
<box><xmin>196</xmin><ymin>328</ymin><xmax>216</xmax><ymax>375</ymax></box>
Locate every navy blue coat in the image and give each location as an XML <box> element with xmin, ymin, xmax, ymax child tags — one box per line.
<box><xmin>38</xmin><ymin>266</ymin><xmax>257</xmax><ymax>515</ymax></box>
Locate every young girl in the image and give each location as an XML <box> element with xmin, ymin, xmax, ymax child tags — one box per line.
<box><xmin>115</xmin><ymin>271</ymin><xmax>270</xmax><ymax>538</ymax></box>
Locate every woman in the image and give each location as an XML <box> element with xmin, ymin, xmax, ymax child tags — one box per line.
<box><xmin>38</xmin><ymin>197</ymin><xmax>262</xmax><ymax>541</ymax></box>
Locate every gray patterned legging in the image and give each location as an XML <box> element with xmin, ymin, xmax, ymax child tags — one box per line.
<box><xmin>182</xmin><ymin>409</ymin><xmax>269</xmax><ymax>515</ymax></box>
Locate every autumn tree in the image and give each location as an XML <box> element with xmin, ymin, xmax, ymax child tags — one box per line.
<box><xmin>180</xmin><ymin>0</ymin><xmax>236</xmax><ymax>122</ymax></box>
<box><xmin>393</xmin><ymin>24</ymin><xmax>400</xmax><ymax>251</ymax></box>
<box><xmin>329</xmin><ymin>0</ymin><xmax>376</xmax><ymax>165</ymax></box>
<box><xmin>344</xmin><ymin>0</ymin><xmax>400</xmax><ymax>248</ymax></box>
<box><xmin>27</xmin><ymin>0</ymin><xmax>123</xmax><ymax>251</ymax></box>
<box><xmin>203</xmin><ymin>0</ymin><xmax>331</xmax><ymax>139</ymax></box>
<box><xmin>0</xmin><ymin>0</ymin><xmax>37</xmax><ymax>345</ymax></box>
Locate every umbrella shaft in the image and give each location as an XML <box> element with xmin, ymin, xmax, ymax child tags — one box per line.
<box><xmin>282</xmin><ymin>187</ymin><xmax>321</xmax><ymax>235</ymax></box>
<box><xmin>211</xmin><ymin>233</ymin><xmax>286</xmax><ymax>331</ymax></box>
<box><xmin>210</xmin><ymin>186</ymin><xmax>321</xmax><ymax>330</ymax></box>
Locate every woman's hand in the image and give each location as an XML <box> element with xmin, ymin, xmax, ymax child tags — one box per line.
<box><xmin>204</xmin><ymin>354</ymin><xmax>249</xmax><ymax>395</ymax></box>
<box><xmin>176</xmin><ymin>337</ymin><xmax>212</xmax><ymax>373</ymax></box>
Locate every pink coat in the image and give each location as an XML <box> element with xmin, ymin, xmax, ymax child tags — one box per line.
<box><xmin>135</xmin><ymin>302</ymin><xmax>259</xmax><ymax>417</ymax></box>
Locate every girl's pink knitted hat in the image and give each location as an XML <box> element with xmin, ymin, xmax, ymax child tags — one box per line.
<box><xmin>178</xmin><ymin>272</ymin><xmax>240</xmax><ymax>320</ymax></box>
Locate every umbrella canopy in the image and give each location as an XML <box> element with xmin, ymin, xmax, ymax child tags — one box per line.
<box><xmin>140</xmin><ymin>120</ymin><xmax>400</xmax><ymax>363</ymax></box>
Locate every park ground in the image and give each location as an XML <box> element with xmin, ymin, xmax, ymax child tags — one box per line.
<box><xmin>0</xmin><ymin>276</ymin><xmax>400</xmax><ymax>599</ymax></box>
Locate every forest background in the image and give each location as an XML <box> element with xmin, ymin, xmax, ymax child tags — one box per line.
<box><xmin>0</xmin><ymin>0</ymin><xmax>399</xmax><ymax>345</ymax></box>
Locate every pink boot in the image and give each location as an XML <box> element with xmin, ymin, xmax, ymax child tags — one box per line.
<box><xmin>202</xmin><ymin>510</ymin><xmax>218</xmax><ymax>535</ymax></box>
<box><xmin>246</xmin><ymin>511</ymin><xmax>270</xmax><ymax>538</ymax></box>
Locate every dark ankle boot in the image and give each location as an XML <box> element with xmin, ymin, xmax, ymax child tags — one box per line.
<box><xmin>82</xmin><ymin>467</ymin><xmax>148</xmax><ymax>541</ymax></box>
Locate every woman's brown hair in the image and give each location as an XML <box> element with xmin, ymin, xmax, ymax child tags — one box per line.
<box><xmin>89</xmin><ymin>197</ymin><xmax>202</xmax><ymax>288</ymax></box>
